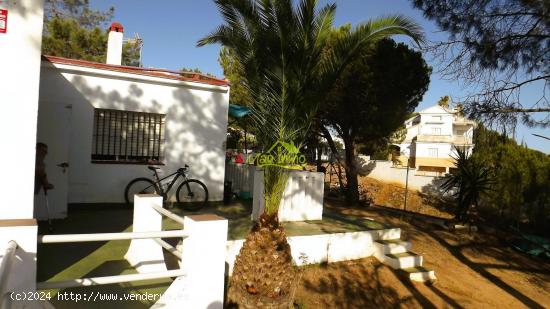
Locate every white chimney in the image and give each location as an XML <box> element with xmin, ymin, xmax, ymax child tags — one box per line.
<box><xmin>106</xmin><ymin>22</ymin><xmax>124</xmax><ymax>65</ymax></box>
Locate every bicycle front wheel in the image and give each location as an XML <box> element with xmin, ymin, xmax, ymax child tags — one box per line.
<box><xmin>176</xmin><ymin>179</ymin><xmax>208</xmax><ymax>211</ymax></box>
<box><xmin>124</xmin><ymin>178</ymin><xmax>159</xmax><ymax>206</ymax></box>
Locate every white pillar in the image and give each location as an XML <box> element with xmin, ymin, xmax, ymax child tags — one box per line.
<box><xmin>0</xmin><ymin>219</ymin><xmax>38</xmax><ymax>307</ymax></box>
<box><xmin>178</xmin><ymin>215</ymin><xmax>227</xmax><ymax>309</ymax></box>
<box><xmin>124</xmin><ymin>194</ymin><xmax>168</xmax><ymax>273</ymax></box>
<box><xmin>0</xmin><ymin>0</ymin><xmax>45</xmax><ymax>219</ymax></box>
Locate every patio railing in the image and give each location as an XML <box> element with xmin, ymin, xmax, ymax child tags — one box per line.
<box><xmin>36</xmin><ymin>195</ymin><xmax>188</xmax><ymax>290</ymax></box>
<box><xmin>0</xmin><ymin>194</ymin><xmax>227</xmax><ymax>308</ymax></box>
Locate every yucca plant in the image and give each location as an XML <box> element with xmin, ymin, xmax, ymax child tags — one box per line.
<box><xmin>442</xmin><ymin>146</ymin><xmax>495</xmax><ymax>223</ymax></box>
<box><xmin>198</xmin><ymin>0</ymin><xmax>424</xmax><ymax>307</ymax></box>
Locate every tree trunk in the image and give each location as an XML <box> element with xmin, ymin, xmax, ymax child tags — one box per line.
<box><xmin>320</xmin><ymin>126</ymin><xmax>345</xmax><ymax>193</ymax></box>
<box><xmin>343</xmin><ymin>136</ymin><xmax>359</xmax><ymax>204</ymax></box>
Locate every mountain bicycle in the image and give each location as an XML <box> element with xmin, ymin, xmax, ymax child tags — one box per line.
<box><xmin>124</xmin><ymin>165</ymin><xmax>208</xmax><ymax>211</ymax></box>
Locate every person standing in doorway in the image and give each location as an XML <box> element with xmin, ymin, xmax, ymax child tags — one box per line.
<box><xmin>35</xmin><ymin>142</ymin><xmax>54</xmax><ymax>194</ymax></box>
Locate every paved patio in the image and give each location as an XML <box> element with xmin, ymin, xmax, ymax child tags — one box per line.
<box><xmin>37</xmin><ymin>200</ymin><xmax>388</xmax><ymax>308</ymax></box>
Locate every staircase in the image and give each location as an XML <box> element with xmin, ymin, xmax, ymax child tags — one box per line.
<box><xmin>373</xmin><ymin>230</ymin><xmax>436</xmax><ymax>283</ymax></box>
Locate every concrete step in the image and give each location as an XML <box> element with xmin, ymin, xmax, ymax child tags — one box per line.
<box><xmin>382</xmin><ymin>251</ymin><xmax>423</xmax><ymax>269</ymax></box>
<box><xmin>376</xmin><ymin>228</ymin><xmax>401</xmax><ymax>240</ymax></box>
<box><xmin>374</xmin><ymin>239</ymin><xmax>412</xmax><ymax>254</ymax></box>
<box><xmin>402</xmin><ymin>266</ymin><xmax>437</xmax><ymax>283</ymax></box>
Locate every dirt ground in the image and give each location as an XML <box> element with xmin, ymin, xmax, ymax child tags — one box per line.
<box><xmin>358</xmin><ymin>177</ymin><xmax>455</xmax><ymax>219</ymax></box>
<box><xmin>293</xmin><ymin>201</ymin><xmax>550</xmax><ymax>309</ymax></box>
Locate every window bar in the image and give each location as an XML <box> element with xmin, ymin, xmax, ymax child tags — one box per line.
<box><xmin>112</xmin><ymin>111</ymin><xmax>115</xmax><ymax>158</ymax></box>
<box><xmin>141</xmin><ymin>114</ymin><xmax>146</xmax><ymax>158</ymax></box>
<box><xmin>94</xmin><ymin>111</ymin><xmax>99</xmax><ymax>156</ymax></box>
<box><xmin>107</xmin><ymin>111</ymin><xmax>112</xmax><ymax>157</ymax></box>
<box><xmin>118</xmin><ymin>111</ymin><xmax>123</xmax><ymax>158</ymax></box>
<box><xmin>158</xmin><ymin>117</ymin><xmax>163</xmax><ymax>160</ymax></box>
<box><xmin>137</xmin><ymin>113</ymin><xmax>145</xmax><ymax>160</ymax></box>
<box><xmin>147</xmin><ymin>113</ymin><xmax>152</xmax><ymax>160</ymax></box>
<box><xmin>101</xmin><ymin>111</ymin><xmax>106</xmax><ymax>155</ymax></box>
<box><xmin>136</xmin><ymin>112</ymin><xmax>141</xmax><ymax>158</ymax></box>
<box><xmin>152</xmin><ymin>115</ymin><xmax>158</xmax><ymax>160</ymax></box>
<box><xmin>131</xmin><ymin>112</ymin><xmax>136</xmax><ymax>158</ymax></box>
<box><xmin>124</xmin><ymin>112</ymin><xmax>129</xmax><ymax>160</ymax></box>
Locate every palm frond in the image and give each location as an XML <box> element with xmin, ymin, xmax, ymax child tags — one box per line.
<box><xmin>198</xmin><ymin>0</ymin><xmax>425</xmax><ymax>215</ymax></box>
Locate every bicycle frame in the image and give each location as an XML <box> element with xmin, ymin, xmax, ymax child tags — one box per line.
<box><xmin>151</xmin><ymin>168</ymin><xmax>188</xmax><ymax>197</ymax></box>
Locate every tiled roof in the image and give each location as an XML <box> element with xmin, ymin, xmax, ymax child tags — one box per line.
<box><xmin>42</xmin><ymin>55</ymin><xmax>230</xmax><ymax>87</ymax></box>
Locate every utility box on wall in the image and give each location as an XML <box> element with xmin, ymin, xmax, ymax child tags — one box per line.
<box><xmin>0</xmin><ymin>9</ymin><xmax>8</xmax><ymax>33</ymax></box>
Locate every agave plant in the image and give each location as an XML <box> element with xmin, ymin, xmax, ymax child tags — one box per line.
<box><xmin>442</xmin><ymin>146</ymin><xmax>495</xmax><ymax>222</ymax></box>
<box><xmin>198</xmin><ymin>0</ymin><xmax>424</xmax><ymax>307</ymax></box>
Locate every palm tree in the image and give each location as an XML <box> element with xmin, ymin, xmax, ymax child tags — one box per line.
<box><xmin>198</xmin><ymin>0</ymin><xmax>424</xmax><ymax>307</ymax></box>
<box><xmin>442</xmin><ymin>147</ymin><xmax>494</xmax><ymax>222</ymax></box>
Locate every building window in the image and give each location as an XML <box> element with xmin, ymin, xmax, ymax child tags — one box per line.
<box><xmin>431</xmin><ymin>127</ymin><xmax>442</xmax><ymax>135</ymax></box>
<box><xmin>428</xmin><ymin>148</ymin><xmax>438</xmax><ymax>158</ymax></box>
<box><xmin>92</xmin><ymin>109</ymin><xmax>166</xmax><ymax>164</ymax></box>
<box><xmin>432</xmin><ymin>116</ymin><xmax>442</xmax><ymax>121</ymax></box>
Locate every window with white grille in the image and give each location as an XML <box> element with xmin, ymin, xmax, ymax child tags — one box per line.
<box><xmin>92</xmin><ymin>109</ymin><xmax>166</xmax><ymax>164</ymax></box>
<box><xmin>428</xmin><ymin>148</ymin><xmax>438</xmax><ymax>157</ymax></box>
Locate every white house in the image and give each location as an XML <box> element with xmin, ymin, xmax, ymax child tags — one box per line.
<box><xmin>35</xmin><ymin>23</ymin><xmax>230</xmax><ymax>218</ymax></box>
<box><xmin>398</xmin><ymin>104</ymin><xmax>475</xmax><ymax>175</ymax></box>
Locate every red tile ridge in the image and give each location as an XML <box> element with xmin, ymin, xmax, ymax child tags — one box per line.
<box><xmin>42</xmin><ymin>55</ymin><xmax>230</xmax><ymax>87</ymax></box>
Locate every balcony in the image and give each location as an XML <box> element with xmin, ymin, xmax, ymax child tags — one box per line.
<box><xmin>416</xmin><ymin>134</ymin><xmax>473</xmax><ymax>145</ymax></box>
<box><xmin>452</xmin><ymin>135</ymin><xmax>473</xmax><ymax>145</ymax></box>
<box><xmin>417</xmin><ymin>134</ymin><xmax>452</xmax><ymax>143</ymax></box>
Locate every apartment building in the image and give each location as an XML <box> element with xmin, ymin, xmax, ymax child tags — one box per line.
<box><xmin>397</xmin><ymin>104</ymin><xmax>475</xmax><ymax>175</ymax></box>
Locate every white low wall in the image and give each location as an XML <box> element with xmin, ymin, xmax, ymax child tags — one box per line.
<box><xmin>252</xmin><ymin>170</ymin><xmax>324</xmax><ymax>222</ymax></box>
<box><xmin>358</xmin><ymin>159</ymin><xmax>444</xmax><ymax>191</ymax></box>
<box><xmin>225</xmin><ymin>227</ymin><xmax>401</xmax><ymax>274</ymax></box>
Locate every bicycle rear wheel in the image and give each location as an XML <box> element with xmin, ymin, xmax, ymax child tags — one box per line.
<box><xmin>124</xmin><ymin>178</ymin><xmax>159</xmax><ymax>206</ymax></box>
<box><xmin>175</xmin><ymin>179</ymin><xmax>208</xmax><ymax>211</ymax></box>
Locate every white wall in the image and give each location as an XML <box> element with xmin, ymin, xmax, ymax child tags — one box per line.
<box><xmin>418</xmin><ymin>113</ymin><xmax>453</xmax><ymax>136</ymax></box>
<box><xmin>37</xmin><ymin>62</ymin><xmax>230</xmax><ymax>205</ymax></box>
<box><xmin>360</xmin><ymin>160</ymin><xmax>446</xmax><ymax>191</ymax></box>
<box><xmin>0</xmin><ymin>0</ymin><xmax>44</xmax><ymax>219</ymax></box>
<box><xmin>252</xmin><ymin>169</ymin><xmax>324</xmax><ymax>222</ymax></box>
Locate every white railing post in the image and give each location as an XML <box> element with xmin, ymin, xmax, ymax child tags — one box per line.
<box><xmin>157</xmin><ymin>214</ymin><xmax>227</xmax><ymax>309</ymax></box>
<box><xmin>124</xmin><ymin>194</ymin><xmax>167</xmax><ymax>273</ymax></box>
<box><xmin>0</xmin><ymin>219</ymin><xmax>38</xmax><ymax>307</ymax></box>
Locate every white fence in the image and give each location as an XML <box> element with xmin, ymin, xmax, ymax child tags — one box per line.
<box><xmin>252</xmin><ymin>169</ymin><xmax>324</xmax><ymax>222</ymax></box>
<box><xmin>0</xmin><ymin>195</ymin><xmax>228</xmax><ymax>309</ymax></box>
<box><xmin>225</xmin><ymin>162</ymin><xmax>255</xmax><ymax>195</ymax></box>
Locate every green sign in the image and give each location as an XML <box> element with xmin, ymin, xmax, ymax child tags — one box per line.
<box><xmin>247</xmin><ymin>140</ymin><xmax>306</xmax><ymax>169</ymax></box>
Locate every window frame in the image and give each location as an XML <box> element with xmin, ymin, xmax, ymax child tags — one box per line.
<box><xmin>91</xmin><ymin>108</ymin><xmax>166</xmax><ymax>165</ymax></box>
<box><xmin>428</xmin><ymin>148</ymin><xmax>438</xmax><ymax>158</ymax></box>
<box><xmin>431</xmin><ymin>127</ymin><xmax>442</xmax><ymax>135</ymax></box>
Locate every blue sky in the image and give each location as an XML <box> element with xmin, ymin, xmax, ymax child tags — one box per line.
<box><xmin>91</xmin><ymin>0</ymin><xmax>550</xmax><ymax>153</ymax></box>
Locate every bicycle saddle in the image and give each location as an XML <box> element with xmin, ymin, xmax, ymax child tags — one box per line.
<box><xmin>148</xmin><ymin>166</ymin><xmax>161</xmax><ymax>171</ymax></box>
